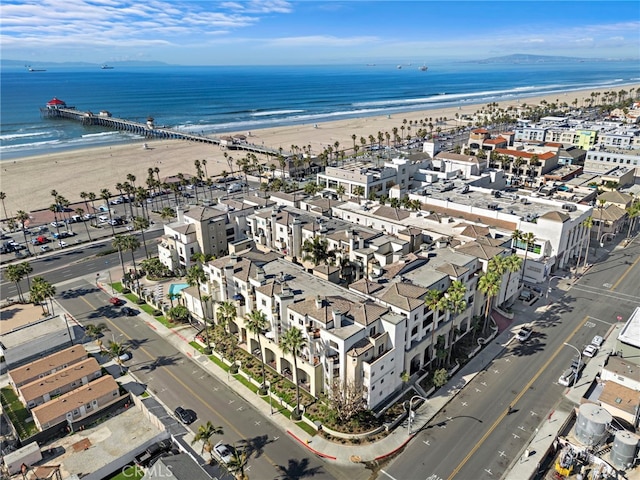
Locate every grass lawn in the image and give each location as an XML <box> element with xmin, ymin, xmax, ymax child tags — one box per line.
<box><xmin>108</xmin><ymin>465</ymin><xmax>144</xmax><ymax>480</ymax></box>
<box><xmin>0</xmin><ymin>386</ymin><xmax>39</xmax><ymax>439</ymax></box>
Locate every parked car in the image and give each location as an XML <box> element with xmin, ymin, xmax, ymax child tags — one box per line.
<box><xmin>558</xmin><ymin>368</ymin><xmax>576</xmax><ymax>387</ymax></box>
<box><xmin>40</xmin><ymin>245</ymin><xmax>50</xmax><ymax>252</ymax></box>
<box><xmin>134</xmin><ymin>440</ymin><xmax>172</xmax><ymax>467</ymax></box>
<box><xmin>582</xmin><ymin>344</ymin><xmax>598</xmax><ymax>358</ymax></box>
<box><xmin>57</xmin><ymin>240</ymin><xmax>68</xmax><ymax>248</ymax></box>
<box><xmin>213</xmin><ymin>442</ymin><xmax>233</xmax><ymax>464</ymax></box>
<box><xmin>591</xmin><ymin>335</ymin><xmax>604</xmax><ymax>348</ymax></box>
<box><xmin>50</xmin><ymin>221</ymin><xmax>65</xmax><ymax>228</ymax></box>
<box><xmin>121</xmin><ymin>306</ymin><xmax>137</xmax><ymax>316</ymax></box>
<box><xmin>516</xmin><ymin>326</ymin><xmax>533</xmax><ymax>342</ymax></box>
<box><xmin>109</xmin><ymin>297</ymin><xmax>124</xmax><ymax>306</ymax></box>
<box><xmin>174</xmin><ymin>406</ymin><xmax>196</xmax><ymax>425</ymax></box>
<box><xmin>118</xmin><ymin>352</ymin><xmax>132</xmax><ymax>362</ymax></box>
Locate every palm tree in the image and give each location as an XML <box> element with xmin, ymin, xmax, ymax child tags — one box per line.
<box><xmin>0</xmin><ymin>191</ymin><xmax>8</xmax><ymax>221</ymax></box>
<box><xmin>478</xmin><ymin>272</ymin><xmax>501</xmax><ymax>332</ymax></box>
<box><xmin>106</xmin><ymin>340</ymin><xmax>129</xmax><ymax>374</ymax></box>
<box><xmin>353</xmin><ymin>185</ymin><xmax>365</xmax><ymax>204</ymax></box>
<box><xmin>5</xmin><ymin>264</ymin><xmax>26</xmax><ymax>302</ymax></box>
<box><xmin>88</xmin><ymin>192</ymin><xmax>98</xmax><ymax>226</ymax></box>
<box><xmin>280</xmin><ymin>326</ymin><xmax>307</xmax><ymax>419</ymax></box>
<box><xmin>84</xmin><ymin>323</ymin><xmax>108</xmax><ymax>349</ymax></box>
<box><xmin>442</xmin><ymin>281</ymin><xmax>467</xmax><ymax>366</ymax></box>
<box><xmin>595</xmin><ymin>198</ymin><xmax>606</xmax><ymax>250</ymax></box>
<box><xmin>160</xmin><ymin>207</ymin><xmax>176</xmax><ymax>222</ymax></box>
<box><xmin>301</xmin><ymin>236</ymin><xmax>335</xmax><ymax>266</ymax></box>
<box><xmin>100</xmin><ymin>188</ymin><xmax>116</xmax><ymax>235</ymax></box>
<box><xmin>133</xmin><ymin>216</ymin><xmax>150</xmax><ymax>258</ymax></box>
<box><xmin>111</xmin><ymin>235</ymin><xmax>129</xmax><ymax>280</ymax></box>
<box><xmin>245</xmin><ymin>309</ymin><xmax>268</xmax><ymax>391</ymax></box>
<box><xmin>425</xmin><ymin>288</ymin><xmax>443</xmax><ymax>363</ymax></box>
<box><xmin>626</xmin><ymin>200</ymin><xmax>640</xmax><ymax>239</ymax></box>
<box><xmin>336</xmin><ymin>184</ymin><xmax>346</xmax><ymax>200</ymax></box>
<box><xmin>15</xmin><ymin>210</ymin><xmax>32</xmax><ymax>255</ymax></box>
<box><xmin>186</xmin><ymin>265</ymin><xmax>211</xmax><ymax>352</ymax></box>
<box><xmin>502</xmin><ymin>254</ymin><xmax>523</xmax><ymax>300</ymax></box>
<box><xmin>227</xmin><ymin>447</ymin><xmax>250</xmax><ymax>480</ymax></box>
<box><xmin>580</xmin><ymin>216</ymin><xmax>594</xmax><ymax>271</ymax></box>
<box><xmin>30</xmin><ymin>276</ymin><xmax>56</xmax><ymax>316</ymax></box>
<box><xmin>75</xmin><ymin>207</ymin><xmax>92</xmax><ymax>241</ymax></box>
<box><xmin>124</xmin><ymin>235</ymin><xmax>141</xmax><ymax>290</ymax></box>
<box><xmin>18</xmin><ymin>261</ymin><xmax>33</xmax><ymax>292</ymax></box>
<box><xmin>217</xmin><ymin>301</ymin><xmax>237</xmax><ymax>334</ymax></box>
<box><xmin>191</xmin><ymin>421</ymin><xmax>224</xmax><ymax>463</ymax></box>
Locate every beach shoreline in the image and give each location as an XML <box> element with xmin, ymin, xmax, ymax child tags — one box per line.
<box><xmin>3</xmin><ymin>84</ymin><xmax>638</xmax><ymax>217</ymax></box>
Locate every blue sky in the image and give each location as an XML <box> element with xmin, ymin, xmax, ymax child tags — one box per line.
<box><xmin>2</xmin><ymin>0</ymin><xmax>639</xmax><ymax>65</ymax></box>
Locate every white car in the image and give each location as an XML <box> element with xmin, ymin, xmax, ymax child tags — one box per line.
<box><xmin>57</xmin><ymin>240</ymin><xmax>68</xmax><ymax>248</ymax></box>
<box><xmin>118</xmin><ymin>352</ymin><xmax>132</xmax><ymax>362</ymax></box>
<box><xmin>516</xmin><ymin>326</ymin><xmax>533</xmax><ymax>342</ymax></box>
<box><xmin>582</xmin><ymin>344</ymin><xmax>598</xmax><ymax>358</ymax></box>
<box><xmin>558</xmin><ymin>368</ymin><xmax>576</xmax><ymax>387</ymax></box>
<box><xmin>591</xmin><ymin>335</ymin><xmax>604</xmax><ymax>348</ymax></box>
<box><xmin>40</xmin><ymin>245</ymin><xmax>50</xmax><ymax>252</ymax></box>
<box><xmin>50</xmin><ymin>221</ymin><xmax>65</xmax><ymax>228</ymax></box>
<box><xmin>213</xmin><ymin>442</ymin><xmax>233</xmax><ymax>464</ymax></box>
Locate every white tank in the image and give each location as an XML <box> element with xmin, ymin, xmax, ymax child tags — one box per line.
<box><xmin>574</xmin><ymin>404</ymin><xmax>612</xmax><ymax>446</ymax></box>
<box><xmin>610</xmin><ymin>430</ymin><xmax>639</xmax><ymax>470</ymax></box>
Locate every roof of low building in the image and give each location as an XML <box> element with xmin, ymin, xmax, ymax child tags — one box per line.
<box><xmin>373</xmin><ymin>206</ymin><xmax>410</xmax><ymax>221</ymax></box>
<box><xmin>9</xmin><ymin>345</ymin><xmax>88</xmax><ymax>387</ymax></box>
<box><xmin>598</xmin><ymin>190</ymin><xmax>633</xmax><ymax>205</ymax></box>
<box><xmin>539</xmin><ymin>211</ymin><xmax>570</xmax><ymax>222</ymax></box>
<box><xmin>598</xmin><ymin>381</ymin><xmax>640</xmax><ymax>416</ymax></box>
<box><xmin>19</xmin><ymin>357</ymin><xmax>101</xmax><ymax>403</ymax></box>
<box><xmin>455</xmin><ymin>241</ymin><xmax>507</xmax><ymax>260</ymax></box>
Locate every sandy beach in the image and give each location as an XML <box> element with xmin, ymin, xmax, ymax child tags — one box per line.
<box><xmin>2</xmin><ymin>84</ymin><xmax>638</xmax><ymax>217</ymax></box>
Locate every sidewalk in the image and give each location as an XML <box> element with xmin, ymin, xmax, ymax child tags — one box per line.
<box><xmin>96</xmin><ymin>278</ymin><xmax>532</xmax><ymax>468</ymax></box>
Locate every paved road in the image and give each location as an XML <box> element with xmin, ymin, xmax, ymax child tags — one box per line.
<box><xmin>381</xmin><ymin>239</ymin><xmax>640</xmax><ymax>480</ymax></box>
<box><xmin>57</xmin><ymin>276</ymin><xmax>347</xmax><ymax>480</ymax></box>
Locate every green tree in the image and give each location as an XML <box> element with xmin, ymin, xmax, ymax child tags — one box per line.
<box><xmin>191</xmin><ymin>421</ymin><xmax>224</xmax><ymax>463</ymax></box>
<box><xmin>245</xmin><ymin>309</ymin><xmax>268</xmax><ymax>391</ymax></box>
<box><xmin>301</xmin><ymin>236</ymin><xmax>335</xmax><ymax>266</ymax></box>
<box><xmin>5</xmin><ymin>264</ymin><xmax>26</xmax><ymax>302</ymax></box>
<box><xmin>187</xmin><ymin>265</ymin><xmax>212</xmax><ymax>353</ymax></box>
<box><xmin>30</xmin><ymin>276</ymin><xmax>56</xmax><ymax>315</ymax></box>
<box><xmin>441</xmin><ymin>281</ymin><xmax>467</xmax><ymax>366</ymax></box>
<box><xmin>478</xmin><ymin>272</ymin><xmax>501</xmax><ymax>332</ymax></box>
<box><xmin>336</xmin><ymin>184</ymin><xmax>346</xmax><ymax>200</ymax></box>
<box><xmin>15</xmin><ymin>210</ymin><xmax>32</xmax><ymax>256</ymax></box>
<box><xmin>100</xmin><ymin>188</ymin><xmax>116</xmax><ymax>235</ymax></box>
<box><xmin>425</xmin><ymin>288</ymin><xmax>443</xmax><ymax>363</ymax></box>
<box><xmin>0</xmin><ymin>191</ymin><xmax>8</xmax><ymax>221</ymax></box>
<box><xmin>353</xmin><ymin>185</ymin><xmax>365</xmax><ymax>204</ymax></box>
<box><xmin>227</xmin><ymin>446</ymin><xmax>249</xmax><ymax>480</ymax></box>
<box><xmin>133</xmin><ymin>216</ymin><xmax>150</xmax><ymax>259</ymax></box>
<box><xmin>106</xmin><ymin>340</ymin><xmax>129</xmax><ymax>374</ymax></box>
<box><xmin>140</xmin><ymin>257</ymin><xmax>170</xmax><ymax>279</ymax></box>
<box><xmin>217</xmin><ymin>301</ymin><xmax>237</xmax><ymax>335</ymax></box>
<box><xmin>502</xmin><ymin>254</ymin><xmax>523</xmax><ymax>300</ymax></box>
<box><xmin>280</xmin><ymin>327</ymin><xmax>307</xmax><ymax>419</ymax></box>
<box><xmin>626</xmin><ymin>200</ymin><xmax>640</xmax><ymax>239</ymax></box>
<box><xmin>75</xmin><ymin>207</ymin><xmax>92</xmax><ymax>241</ymax></box>
<box><xmin>111</xmin><ymin>235</ymin><xmax>129</xmax><ymax>281</ymax></box>
<box><xmin>167</xmin><ymin>304</ymin><xmax>190</xmax><ymax>324</ymax></box>
<box><xmin>160</xmin><ymin>207</ymin><xmax>176</xmax><ymax>222</ymax></box>
<box><xmin>84</xmin><ymin>323</ymin><xmax>108</xmax><ymax>345</ymax></box>
<box><xmin>579</xmin><ymin>216</ymin><xmax>594</xmax><ymax>271</ymax></box>
<box><xmin>433</xmin><ymin>368</ymin><xmax>448</xmax><ymax>388</ymax></box>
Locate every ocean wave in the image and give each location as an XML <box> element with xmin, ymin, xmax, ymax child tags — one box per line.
<box><xmin>0</xmin><ymin>130</ymin><xmax>52</xmax><ymax>141</ymax></box>
<box><xmin>81</xmin><ymin>131</ymin><xmax>121</xmax><ymax>139</ymax></box>
<box><xmin>0</xmin><ymin>138</ymin><xmax>62</xmax><ymax>150</ymax></box>
<box><xmin>250</xmin><ymin>109</ymin><xmax>306</xmax><ymax>117</ymax></box>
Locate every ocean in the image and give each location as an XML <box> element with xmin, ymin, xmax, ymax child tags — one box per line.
<box><xmin>1</xmin><ymin>61</ymin><xmax>639</xmax><ymax>160</ymax></box>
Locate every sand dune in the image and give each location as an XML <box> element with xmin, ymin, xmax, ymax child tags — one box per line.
<box><xmin>2</xmin><ymin>85</ymin><xmax>636</xmax><ymax>217</ymax></box>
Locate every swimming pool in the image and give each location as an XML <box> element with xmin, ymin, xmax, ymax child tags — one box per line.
<box><xmin>168</xmin><ymin>283</ymin><xmax>189</xmax><ymax>296</ymax></box>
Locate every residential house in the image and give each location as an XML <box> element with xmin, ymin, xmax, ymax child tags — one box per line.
<box><xmin>8</xmin><ymin>345</ymin><xmax>88</xmax><ymax>388</ymax></box>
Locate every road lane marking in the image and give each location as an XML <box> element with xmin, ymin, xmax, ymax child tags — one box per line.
<box><xmin>78</xmin><ymin>295</ymin><xmax>281</xmax><ymax>471</ymax></box>
<box><xmin>447</xmin><ymin>315</ymin><xmax>590</xmax><ymax>480</ymax></box>
<box><xmin>610</xmin><ymin>251</ymin><xmax>640</xmax><ymax>291</ymax></box>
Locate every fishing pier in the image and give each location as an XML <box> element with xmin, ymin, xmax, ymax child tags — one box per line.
<box><xmin>40</xmin><ymin>97</ymin><xmax>279</xmax><ymax>157</ymax></box>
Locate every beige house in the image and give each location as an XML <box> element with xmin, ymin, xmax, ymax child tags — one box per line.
<box><xmin>31</xmin><ymin>376</ymin><xmax>122</xmax><ymax>431</ymax></box>
<box><xmin>8</xmin><ymin>345</ymin><xmax>88</xmax><ymax>388</ymax></box>
<box><xmin>18</xmin><ymin>357</ymin><xmax>101</xmax><ymax>408</ymax></box>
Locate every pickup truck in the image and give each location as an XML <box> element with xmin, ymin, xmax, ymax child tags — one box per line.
<box><xmin>516</xmin><ymin>326</ymin><xmax>533</xmax><ymax>342</ymax></box>
<box><xmin>134</xmin><ymin>440</ymin><xmax>172</xmax><ymax>467</ymax></box>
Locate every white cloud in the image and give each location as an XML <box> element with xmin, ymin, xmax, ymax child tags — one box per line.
<box><xmin>267</xmin><ymin>35</ymin><xmax>379</xmax><ymax>48</ymax></box>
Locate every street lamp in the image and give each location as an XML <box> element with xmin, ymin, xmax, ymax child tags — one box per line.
<box><xmin>105</xmin><ymin>261</ymin><xmax>114</xmax><ymax>294</ymax></box>
<box><xmin>407</xmin><ymin>394</ymin><xmax>429</xmax><ymax>435</ymax></box>
<box><xmin>599</xmin><ymin>232</ymin><xmax>615</xmax><ymax>248</ymax></box>
<box><xmin>546</xmin><ymin>275</ymin><xmax>565</xmax><ymax>299</ymax></box>
<box><xmin>563</xmin><ymin>342</ymin><xmax>581</xmax><ymax>391</ymax></box>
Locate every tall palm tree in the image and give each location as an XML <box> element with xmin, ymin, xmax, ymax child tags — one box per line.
<box><xmin>353</xmin><ymin>185</ymin><xmax>365</xmax><ymax>204</ymax></box>
<box><xmin>100</xmin><ymin>189</ymin><xmax>116</xmax><ymax>235</ymax></box>
<box><xmin>111</xmin><ymin>235</ymin><xmax>129</xmax><ymax>280</ymax></box>
<box><xmin>0</xmin><ymin>191</ymin><xmax>8</xmax><ymax>221</ymax></box>
<box><xmin>502</xmin><ymin>254</ymin><xmax>523</xmax><ymax>300</ymax></box>
<box><xmin>191</xmin><ymin>421</ymin><xmax>224</xmax><ymax>463</ymax></box>
<box><xmin>245</xmin><ymin>309</ymin><xmax>268</xmax><ymax>390</ymax></box>
<box><xmin>442</xmin><ymin>281</ymin><xmax>467</xmax><ymax>366</ymax></box>
<box><xmin>425</xmin><ymin>288</ymin><xmax>443</xmax><ymax>362</ymax></box>
<box><xmin>84</xmin><ymin>323</ymin><xmax>108</xmax><ymax>349</ymax></box>
<box><xmin>75</xmin><ymin>207</ymin><xmax>92</xmax><ymax>241</ymax></box>
<box><xmin>187</xmin><ymin>265</ymin><xmax>212</xmax><ymax>352</ymax></box>
<box><xmin>595</xmin><ymin>198</ymin><xmax>606</xmax><ymax>249</ymax></box>
<box><xmin>18</xmin><ymin>261</ymin><xmax>33</xmax><ymax>292</ymax></box>
<box><xmin>87</xmin><ymin>192</ymin><xmax>98</xmax><ymax>227</ymax></box>
<box><xmin>626</xmin><ymin>200</ymin><xmax>640</xmax><ymax>239</ymax></box>
<box><xmin>106</xmin><ymin>340</ymin><xmax>129</xmax><ymax>374</ymax></box>
<box><xmin>124</xmin><ymin>235</ymin><xmax>141</xmax><ymax>290</ymax></box>
<box><xmin>280</xmin><ymin>327</ymin><xmax>307</xmax><ymax>419</ymax></box>
<box><xmin>15</xmin><ymin>210</ymin><xmax>32</xmax><ymax>255</ymax></box>
<box><xmin>478</xmin><ymin>272</ymin><xmax>501</xmax><ymax>332</ymax></box>
<box><xmin>578</xmin><ymin>216</ymin><xmax>594</xmax><ymax>271</ymax></box>
<box><xmin>160</xmin><ymin>207</ymin><xmax>175</xmax><ymax>222</ymax></box>
<box><xmin>30</xmin><ymin>276</ymin><xmax>56</xmax><ymax>316</ymax></box>
<box><xmin>133</xmin><ymin>216</ymin><xmax>150</xmax><ymax>258</ymax></box>
<box><xmin>217</xmin><ymin>300</ymin><xmax>237</xmax><ymax>334</ymax></box>
<box><xmin>4</xmin><ymin>264</ymin><xmax>26</xmax><ymax>302</ymax></box>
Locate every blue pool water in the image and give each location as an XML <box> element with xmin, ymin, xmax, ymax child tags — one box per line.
<box><xmin>168</xmin><ymin>283</ymin><xmax>189</xmax><ymax>296</ymax></box>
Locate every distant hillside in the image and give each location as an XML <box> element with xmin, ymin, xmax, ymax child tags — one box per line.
<box><xmin>468</xmin><ymin>54</ymin><xmax>598</xmax><ymax>64</ymax></box>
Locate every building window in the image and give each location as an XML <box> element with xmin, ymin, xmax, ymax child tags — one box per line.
<box><xmin>262</xmin><ymin>299</ymin><xmax>267</xmax><ymax>306</ymax></box>
<box><xmin>73</xmin><ymin>409</ymin><xmax>79</xmax><ymax>416</ymax></box>
<box><xmin>378</xmin><ymin>345</ymin><xmax>384</xmax><ymax>355</ymax></box>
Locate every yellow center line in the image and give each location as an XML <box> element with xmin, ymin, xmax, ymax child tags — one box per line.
<box><xmin>447</xmin><ymin>315</ymin><xmax>590</xmax><ymax>480</ymax></box>
<box><xmin>610</xmin><ymin>250</ymin><xmax>640</xmax><ymax>291</ymax></box>
<box><xmin>79</xmin><ymin>296</ymin><xmax>280</xmax><ymax>469</ymax></box>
